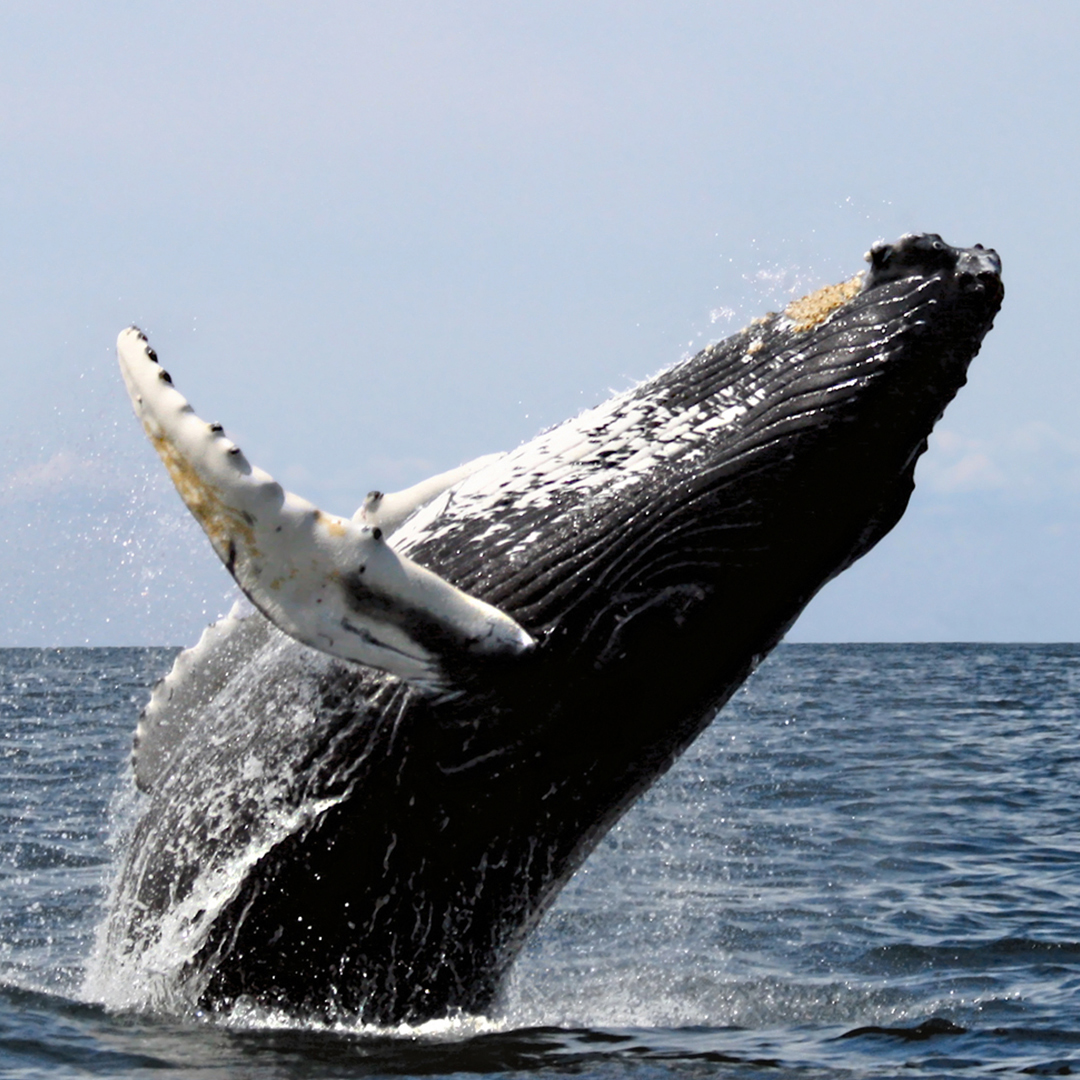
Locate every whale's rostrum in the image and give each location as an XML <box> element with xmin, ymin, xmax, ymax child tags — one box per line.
<box><xmin>94</xmin><ymin>234</ymin><xmax>1003</xmax><ymax>1024</ymax></box>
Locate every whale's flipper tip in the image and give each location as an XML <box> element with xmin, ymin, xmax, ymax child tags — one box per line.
<box><xmin>117</xmin><ymin>330</ymin><xmax>533</xmax><ymax>693</ymax></box>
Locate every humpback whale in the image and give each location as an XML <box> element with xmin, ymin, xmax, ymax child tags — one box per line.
<box><xmin>96</xmin><ymin>234</ymin><xmax>1002</xmax><ymax>1024</ymax></box>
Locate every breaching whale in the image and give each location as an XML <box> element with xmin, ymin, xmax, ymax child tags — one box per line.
<box><xmin>96</xmin><ymin>234</ymin><xmax>1002</xmax><ymax>1023</ymax></box>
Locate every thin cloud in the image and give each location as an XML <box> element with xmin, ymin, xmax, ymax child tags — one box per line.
<box><xmin>920</xmin><ymin>424</ymin><xmax>1080</xmax><ymax>497</ymax></box>
<box><xmin>0</xmin><ymin>452</ymin><xmax>102</xmax><ymax>504</ymax></box>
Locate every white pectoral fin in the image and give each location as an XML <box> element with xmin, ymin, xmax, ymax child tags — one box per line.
<box><xmin>354</xmin><ymin>452</ymin><xmax>506</xmax><ymax>536</ymax></box>
<box><xmin>117</xmin><ymin>328</ymin><xmax>533</xmax><ymax>691</ymax></box>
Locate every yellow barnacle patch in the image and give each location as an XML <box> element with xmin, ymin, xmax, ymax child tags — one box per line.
<box><xmin>313</xmin><ymin>509</ymin><xmax>349</xmax><ymax>538</ymax></box>
<box><xmin>148</xmin><ymin>431</ymin><xmax>260</xmax><ymax>565</ymax></box>
<box><xmin>785</xmin><ymin>274</ymin><xmax>863</xmax><ymax>332</ymax></box>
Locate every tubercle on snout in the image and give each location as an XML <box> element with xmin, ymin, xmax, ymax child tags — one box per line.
<box><xmin>861</xmin><ymin>233</ymin><xmax>1001</xmax><ymax>293</ymax></box>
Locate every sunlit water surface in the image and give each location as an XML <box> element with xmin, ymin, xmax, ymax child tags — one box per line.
<box><xmin>0</xmin><ymin>644</ymin><xmax>1078</xmax><ymax>1078</ymax></box>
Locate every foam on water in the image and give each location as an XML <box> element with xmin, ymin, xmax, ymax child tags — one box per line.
<box><xmin>81</xmin><ymin>634</ymin><xmax>356</xmax><ymax>1016</ymax></box>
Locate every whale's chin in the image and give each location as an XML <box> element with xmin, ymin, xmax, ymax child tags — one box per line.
<box><xmin>94</xmin><ymin>234</ymin><xmax>1002</xmax><ymax>1024</ymax></box>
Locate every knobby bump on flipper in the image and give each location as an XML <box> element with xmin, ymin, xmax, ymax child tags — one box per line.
<box><xmin>116</xmin><ymin>327</ymin><xmax>534</xmax><ymax>693</ymax></box>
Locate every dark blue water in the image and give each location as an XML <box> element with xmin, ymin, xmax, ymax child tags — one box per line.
<box><xmin>0</xmin><ymin>644</ymin><xmax>1078</xmax><ymax>1078</ymax></box>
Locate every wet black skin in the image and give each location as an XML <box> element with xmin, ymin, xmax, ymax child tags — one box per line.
<box><xmin>114</xmin><ymin>234</ymin><xmax>1002</xmax><ymax>1024</ymax></box>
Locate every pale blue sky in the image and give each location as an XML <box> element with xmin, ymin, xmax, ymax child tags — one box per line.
<box><xmin>0</xmin><ymin>1</ymin><xmax>1077</xmax><ymax>645</ymax></box>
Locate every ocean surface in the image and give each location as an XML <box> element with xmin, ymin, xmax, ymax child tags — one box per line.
<box><xmin>0</xmin><ymin>643</ymin><xmax>1078</xmax><ymax>1078</ymax></box>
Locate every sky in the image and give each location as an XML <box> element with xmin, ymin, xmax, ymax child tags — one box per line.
<box><xmin>0</xmin><ymin>1</ymin><xmax>1077</xmax><ymax>646</ymax></box>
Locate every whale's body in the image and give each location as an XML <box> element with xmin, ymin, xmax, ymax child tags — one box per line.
<box><xmin>96</xmin><ymin>235</ymin><xmax>1002</xmax><ymax>1023</ymax></box>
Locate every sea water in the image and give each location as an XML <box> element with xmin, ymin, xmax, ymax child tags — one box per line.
<box><xmin>0</xmin><ymin>644</ymin><xmax>1078</xmax><ymax>1078</ymax></box>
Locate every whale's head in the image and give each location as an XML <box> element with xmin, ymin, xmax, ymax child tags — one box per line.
<box><xmin>407</xmin><ymin>233</ymin><xmax>1004</xmax><ymax>697</ymax></box>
